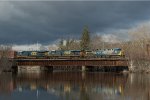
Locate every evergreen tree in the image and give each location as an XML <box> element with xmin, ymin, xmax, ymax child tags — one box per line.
<box><xmin>80</xmin><ymin>26</ymin><xmax>90</xmax><ymax>50</ymax></box>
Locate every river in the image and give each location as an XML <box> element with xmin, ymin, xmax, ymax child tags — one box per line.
<box><xmin>0</xmin><ymin>72</ymin><xmax>149</xmax><ymax>100</ymax></box>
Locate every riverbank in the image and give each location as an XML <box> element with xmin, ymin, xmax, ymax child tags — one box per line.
<box><xmin>128</xmin><ymin>60</ymin><xmax>150</xmax><ymax>73</ymax></box>
<box><xmin>0</xmin><ymin>57</ymin><xmax>12</xmax><ymax>73</ymax></box>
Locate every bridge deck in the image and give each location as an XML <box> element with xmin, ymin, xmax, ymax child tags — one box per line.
<box><xmin>14</xmin><ymin>58</ymin><xmax>128</xmax><ymax>67</ymax></box>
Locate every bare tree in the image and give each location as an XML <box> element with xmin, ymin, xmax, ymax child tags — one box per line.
<box><xmin>125</xmin><ymin>23</ymin><xmax>150</xmax><ymax>72</ymax></box>
<box><xmin>90</xmin><ymin>34</ymin><xmax>103</xmax><ymax>50</ymax></box>
<box><xmin>0</xmin><ymin>45</ymin><xmax>12</xmax><ymax>73</ymax></box>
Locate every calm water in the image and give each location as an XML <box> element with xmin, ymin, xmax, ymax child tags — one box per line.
<box><xmin>0</xmin><ymin>72</ymin><xmax>149</xmax><ymax>100</ymax></box>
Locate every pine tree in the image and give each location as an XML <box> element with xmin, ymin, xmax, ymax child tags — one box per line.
<box><xmin>80</xmin><ymin>26</ymin><xmax>90</xmax><ymax>50</ymax></box>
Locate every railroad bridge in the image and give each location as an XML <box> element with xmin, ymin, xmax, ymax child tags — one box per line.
<box><xmin>12</xmin><ymin>58</ymin><xmax>129</xmax><ymax>72</ymax></box>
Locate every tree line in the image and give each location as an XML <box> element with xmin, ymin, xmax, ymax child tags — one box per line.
<box><xmin>58</xmin><ymin>25</ymin><xmax>150</xmax><ymax>72</ymax></box>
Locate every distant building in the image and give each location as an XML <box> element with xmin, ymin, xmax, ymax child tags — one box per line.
<box><xmin>62</xmin><ymin>40</ymin><xmax>67</xmax><ymax>46</ymax></box>
<box><xmin>47</xmin><ymin>44</ymin><xmax>59</xmax><ymax>50</ymax></box>
<box><xmin>62</xmin><ymin>39</ymin><xmax>80</xmax><ymax>46</ymax></box>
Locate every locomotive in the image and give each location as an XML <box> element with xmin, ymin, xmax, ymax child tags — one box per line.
<box><xmin>15</xmin><ymin>48</ymin><xmax>124</xmax><ymax>59</ymax></box>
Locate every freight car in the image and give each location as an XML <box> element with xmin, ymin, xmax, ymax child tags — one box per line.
<box><xmin>15</xmin><ymin>48</ymin><xmax>124</xmax><ymax>59</ymax></box>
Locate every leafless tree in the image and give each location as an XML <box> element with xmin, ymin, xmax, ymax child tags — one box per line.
<box><xmin>0</xmin><ymin>45</ymin><xmax>12</xmax><ymax>73</ymax></box>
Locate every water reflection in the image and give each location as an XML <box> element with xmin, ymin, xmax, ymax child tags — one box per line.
<box><xmin>0</xmin><ymin>72</ymin><xmax>150</xmax><ymax>100</ymax></box>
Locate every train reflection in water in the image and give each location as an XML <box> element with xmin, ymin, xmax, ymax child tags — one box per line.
<box><xmin>2</xmin><ymin>72</ymin><xmax>150</xmax><ymax>100</ymax></box>
<box><xmin>0</xmin><ymin>72</ymin><xmax>128</xmax><ymax>100</ymax></box>
<box><xmin>4</xmin><ymin>72</ymin><xmax>127</xmax><ymax>100</ymax></box>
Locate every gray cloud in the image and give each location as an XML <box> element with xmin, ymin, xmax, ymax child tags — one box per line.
<box><xmin>0</xmin><ymin>1</ymin><xmax>150</xmax><ymax>44</ymax></box>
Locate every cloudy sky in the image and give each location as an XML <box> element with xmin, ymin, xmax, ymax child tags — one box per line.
<box><xmin>0</xmin><ymin>1</ymin><xmax>150</xmax><ymax>44</ymax></box>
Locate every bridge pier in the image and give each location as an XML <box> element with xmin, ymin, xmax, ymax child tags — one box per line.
<box><xmin>82</xmin><ymin>66</ymin><xmax>86</xmax><ymax>72</ymax></box>
<box><xmin>11</xmin><ymin>66</ymin><xmax>18</xmax><ymax>73</ymax></box>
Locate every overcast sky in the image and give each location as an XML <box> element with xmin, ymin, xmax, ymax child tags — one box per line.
<box><xmin>0</xmin><ymin>1</ymin><xmax>150</xmax><ymax>44</ymax></box>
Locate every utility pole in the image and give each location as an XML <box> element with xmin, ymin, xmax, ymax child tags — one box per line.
<box><xmin>146</xmin><ymin>44</ymin><xmax>150</xmax><ymax>56</ymax></box>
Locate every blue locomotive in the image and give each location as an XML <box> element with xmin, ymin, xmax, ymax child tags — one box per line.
<box><xmin>95</xmin><ymin>48</ymin><xmax>123</xmax><ymax>57</ymax></box>
<box><xmin>15</xmin><ymin>48</ymin><xmax>124</xmax><ymax>59</ymax></box>
<box><xmin>16</xmin><ymin>51</ymin><xmax>49</xmax><ymax>58</ymax></box>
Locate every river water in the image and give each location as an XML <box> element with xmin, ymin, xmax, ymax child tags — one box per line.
<box><xmin>0</xmin><ymin>72</ymin><xmax>149</xmax><ymax>100</ymax></box>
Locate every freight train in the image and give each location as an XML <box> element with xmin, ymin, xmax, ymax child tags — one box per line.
<box><xmin>15</xmin><ymin>48</ymin><xmax>124</xmax><ymax>59</ymax></box>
